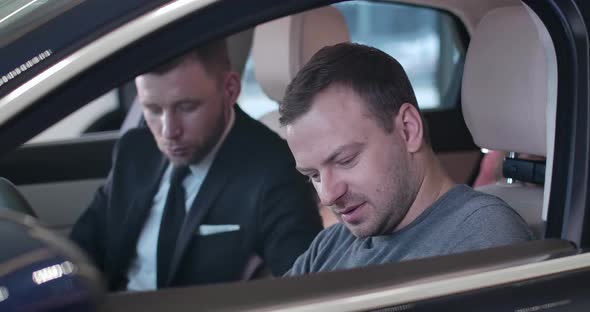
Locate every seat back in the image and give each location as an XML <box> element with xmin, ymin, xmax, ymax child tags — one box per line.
<box><xmin>252</xmin><ymin>5</ymin><xmax>350</xmax><ymax>138</ymax></box>
<box><xmin>461</xmin><ymin>5</ymin><xmax>557</xmax><ymax>238</ymax></box>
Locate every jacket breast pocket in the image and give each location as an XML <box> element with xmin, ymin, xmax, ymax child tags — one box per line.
<box><xmin>186</xmin><ymin>228</ymin><xmax>245</xmax><ymax>282</ymax></box>
<box><xmin>193</xmin><ymin>226</ymin><xmax>243</xmax><ymax>251</ymax></box>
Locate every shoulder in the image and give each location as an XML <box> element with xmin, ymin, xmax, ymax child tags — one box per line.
<box><xmin>444</xmin><ymin>186</ymin><xmax>534</xmax><ymax>250</ymax></box>
<box><xmin>110</xmin><ymin>127</ymin><xmax>163</xmax><ymax>174</ymax></box>
<box><xmin>285</xmin><ymin>223</ymin><xmax>353</xmax><ymax>276</ymax></box>
<box><xmin>238</xmin><ymin>110</ymin><xmax>290</xmax><ymax>151</ymax></box>
<box><xmin>232</xmin><ymin>109</ymin><xmax>296</xmax><ymax>170</ymax></box>
<box><xmin>467</xmin><ymin>188</ymin><xmax>525</xmax><ymax>221</ymax></box>
<box><xmin>443</xmin><ymin>185</ymin><xmax>523</xmax><ymax>222</ymax></box>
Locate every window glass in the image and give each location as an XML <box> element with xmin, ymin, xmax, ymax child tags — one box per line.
<box><xmin>239</xmin><ymin>1</ymin><xmax>466</xmax><ymax>118</ymax></box>
<box><xmin>27</xmin><ymin>90</ymin><xmax>120</xmax><ymax>144</ymax></box>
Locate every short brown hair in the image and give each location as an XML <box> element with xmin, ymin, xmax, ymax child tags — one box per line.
<box><xmin>280</xmin><ymin>43</ymin><xmax>427</xmax><ymax>140</ymax></box>
<box><xmin>150</xmin><ymin>39</ymin><xmax>230</xmax><ymax>76</ymax></box>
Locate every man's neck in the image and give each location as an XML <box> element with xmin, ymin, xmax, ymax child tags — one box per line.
<box><xmin>394</xmin><ymin>152</ymin><xmax>455</xmax><ymax>231</ymax></box>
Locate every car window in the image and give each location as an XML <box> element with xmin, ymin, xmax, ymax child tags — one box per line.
<box><xmin>28</xmin><ymin>1</ymin><xmax>466</xmax><ymax>144</ymax></box>
<box><xmin>239</xmin><ymin>0</ymin><xmax>466</xmax><ymax>119</ymax></box>
<box><xmin>27</xmin><ymin>90</ymin><xmax>120</xmax><ymax>144</ymax></box>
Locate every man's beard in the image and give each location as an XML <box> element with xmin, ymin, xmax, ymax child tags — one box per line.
<box><xmin>378</xmin><ymin>161</ymin><xmax>420</xmax><ymax>235</ymax></box>
<box><xmin>189</xmin><ymin>107</ymin><xmax>228</xmax><ymax>164</ymax></box>
<box><xmin>377</xmin><ymin>175</ymin><xmax>418</xmax><ymax>235</ymax></box>
<box><xmin>343</xmin><ymin>156</ymin><xmax>419</xmax><ymax>238</ymax></box>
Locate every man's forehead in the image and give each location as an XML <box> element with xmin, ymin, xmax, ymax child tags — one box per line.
<box><xmin>289</xmin><ymin>88</ymin><xmax>374</xmax><ymax>132</ymax></box>
<box><xmin>286</xmin><ymin>116</ymin><xmax>364</xmax><ymax>169</ymax></box>
<box><xmin>286</xmin><ymin>120</ymin><xmax>331</xmax><ymax>167</ymax></box>
<box><xmin>285</xmin><ymin>85</ymin><xmax>386</xmax><ymax>169</ymax></box>
<box><xmin>136</xmin><ymin>64</ymin><xmax>216</xmax><ymax>102</ymax></box>
<box><xmin>312</xmin><ymin>85</ymin><xmax>374</xmax><ymax>121</ymax></box>
<box><xmin>137</xmin><ymin>58</ymin><xmax>210</xmax><ymax>84</ymax></box>
<box><xmin>135</xmin><ymin>78</ymin><xmax>175</xmax><ymax>103</ymax></box>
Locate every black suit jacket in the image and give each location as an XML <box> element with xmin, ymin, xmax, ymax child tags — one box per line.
<box><xmin>70</xmin><ymin>108</ymin><xmax>322</xmax><ymax>290</ymax></box>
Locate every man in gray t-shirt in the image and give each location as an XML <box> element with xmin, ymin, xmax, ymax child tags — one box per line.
<box><xmin>286</xmin><ymin>185</ymin><xmax>532</xmax><ymax>275</ymax></box>
<box><xmin>279</xmin><ymin>43</ymin><xmax>533</xmax><ymax>276</ymax></box>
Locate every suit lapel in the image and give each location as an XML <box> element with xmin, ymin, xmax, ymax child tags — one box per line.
<box><xmin>117</xmin><ymin>153</ymin><xmax>168</xmax><ymax>274</ymax></box>
<box><xmin>166</xmin><ymin>108</ymin><xmax>248</xmax><ymax>285</ymax></box>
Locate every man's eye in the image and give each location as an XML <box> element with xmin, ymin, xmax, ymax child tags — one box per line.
<box><xmin>308</xmin><ymin>173</ymin><xmax>320</xmax><ymax>183</ymax></box>
<box><xmin>338</xmin><ymin>155</ymin><xmax>356</xmax><ymax>167</ymax></box>
<box><xmin>146</xmin><ymin>106</ymin><xmax>162</xmax><ymax>116</ymax></box>
<box><xmin>179</xmin><ymin>103</ymin><xmax>197</xmax><ymax>112</ymax></box>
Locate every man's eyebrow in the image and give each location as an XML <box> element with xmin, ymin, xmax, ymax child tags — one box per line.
<box><xmin>141</xmin><ymin>101</ymin><xmax>158</xmax><ymax>108</ymax></box>
<box><xmin>296</xmin><ymin>142</ymin><xmax>365</xmax><ymax>174</ymax></box>
<box><xmin>322</xmin><ymin>142</ymin><xmax>364</xmax><ymax>166</ymax></box>
<box><xmin>295</xmin><ymin>166</ymin><xmax>315</xmax><ymax>174</ymax></box>
<box><xmin>172</xmin><ymin>98</ymin><xmax>202</xmax><ymax>106</ymax></box>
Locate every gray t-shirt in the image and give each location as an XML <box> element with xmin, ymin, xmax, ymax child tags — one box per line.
<box><xmin>286</xmin><ymin>184</ymin><xmax>533</xmax><ymax>276</ymax></box>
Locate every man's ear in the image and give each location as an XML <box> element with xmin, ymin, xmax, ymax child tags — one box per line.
<box><xmin>222</xmin><ymin>71</ymin><xmax>241</xmax><ymax>106</ymax></box>
<box><xmin>396</xmin><ymin>103</ymin><xmax>424</xmax><ymax>153</ymax></box>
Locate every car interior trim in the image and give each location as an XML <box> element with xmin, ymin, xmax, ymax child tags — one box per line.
<box><xmin>0</xmin><ymin>133</ymin><xmax>117</xmax><ymax>185</ymax></box>
<box><xmin>257</xmin><ymin>250</ymin><xmax>588</xmax><ymax>312</ymax></box>
<box><xmin>102</xmin><ymin>239</ymin><xmax>577</xmax><ymax>311</ymax></box>
<box><xmin>0</xmin><ymin>0</ymin><xmax>218</xmax><ymax>126</ymax></box>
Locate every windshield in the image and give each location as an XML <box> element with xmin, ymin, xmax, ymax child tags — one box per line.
<box><xmin>0</xmin><ymin>0</ymin><xmax>83</xmax><ymax>48</ymax></box>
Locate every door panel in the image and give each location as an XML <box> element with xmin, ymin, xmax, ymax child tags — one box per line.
<box><xmin>0</xmin><ymin>134</ymin><xmax>117</xmax><ymax>234</ymax></box>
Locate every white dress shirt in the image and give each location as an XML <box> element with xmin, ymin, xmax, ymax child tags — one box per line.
<box><xmin>126</xmin><ymin>110</ymin><xmax>235</xmax><ymax>291</ymax></box>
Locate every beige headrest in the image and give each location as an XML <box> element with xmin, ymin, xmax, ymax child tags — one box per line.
<box><xmin>462</xmin><ymin>6</ymin><xmax>557</xmax><ymax>157</ymax></box>
<box><xmin>253</xmin><ymin>6</ymin><xmax>350</xmax><ymax>102</ymax></box>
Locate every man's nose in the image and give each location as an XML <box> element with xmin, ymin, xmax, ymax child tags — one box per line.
<box><xmin>317</xmin><ymin>172</ymin><xmax>347</xmax><ymax>207</ymax></box>
<box><xmin>161</xmin><ymin>112</ymin><xmax>182</xmax><ymax>140</ymax></box>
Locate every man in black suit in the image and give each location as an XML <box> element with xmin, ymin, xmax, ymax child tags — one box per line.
<box><xmin>70</xmin><ymin>40</ymin><xmax>322</xmax><ymax>291</ymax></box>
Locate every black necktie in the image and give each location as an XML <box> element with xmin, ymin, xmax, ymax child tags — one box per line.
<box><xmin>157</xmin><ymin>166</ymin><xmax>190</xmax><ymax>288</ymax></box>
